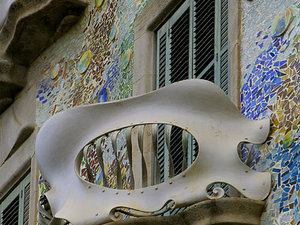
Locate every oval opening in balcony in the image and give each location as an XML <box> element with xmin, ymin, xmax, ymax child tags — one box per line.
<box><xmin>76</xmin><ymin>124</ymin><xmax>199</xmax><ymax>190</ymax></box>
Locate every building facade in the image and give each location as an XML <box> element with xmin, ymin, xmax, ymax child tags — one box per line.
<box><xmin>0</xmin><ymin>0</ymin><xmax>299</xmax><ymax>224</ymax></box>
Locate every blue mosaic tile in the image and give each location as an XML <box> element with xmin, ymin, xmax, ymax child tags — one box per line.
<box><xmin>241</xmin><ymin>5</ymin><xmax>300</xmax><ymax>224</ymax></box>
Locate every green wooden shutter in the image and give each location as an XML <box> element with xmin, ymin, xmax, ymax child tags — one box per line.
<box><xmin>193</xmin><ymin>0</ymin><xmax>230</xmax><ymax>94</ymax></box>
<box><xmin>215</xmin><ymin>0</ymin><xmax>230</xmax><ymax>94</ymax></box>
<box><xmin>157</xmin><ymin>23</ymin><xmax>168</xmax><ymax>89</ymax></box>
<box><xmin>169</xmin><ymin>1</ymin><xmax>190</xmax><ymax>83</ymax></box>
<box><xmin>1</xmin><ymin>195</ymin><xmax>19</xmax><ymax>224</ymax></box>
<box><xmin>156</xmin><ymin>0</ymin><xmax>190</xmax><ymax>89</ymax></box>
<box><xmin>157</xmin><ymin>0</ymin><xmax>230</xmax><ymax>89</ymax></box>
<box><xmin>156</xmin><ymin>0</ymin><xmax>190</xmax><ymax>183</ymax></box>
<box><xmin>156</xmin><ymin>0</ymin><xmax>230</xmax><ymax>184</ymax></box>
<box><xmin>193</xmin><ymin>0</ymin><xmax>215</xmax><ymax>81</ymax></box>
<box><xmin>156</xmin><ymin>24</ymin><xmax>168</xmax><ymax>182</ymax></box>
<box><xmin>168</xmin><ymin>2</ymin><xmax>190</xmax><ymax>179</ymax></box>
<box><xmin>0</xmin><ymin>173</ymin><xmax>30</xmax><ymax>225</ymax></box>
<box><xmin>22</xmin><ymin>181</ymin><xmax>30</xmax><ymax>225</ymax></box>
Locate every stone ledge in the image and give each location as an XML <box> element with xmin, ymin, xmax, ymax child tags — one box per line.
<box><xmin>106</xmin><ymin>198</ymin><xmax>265</xmax><ymax>225</ymax></box>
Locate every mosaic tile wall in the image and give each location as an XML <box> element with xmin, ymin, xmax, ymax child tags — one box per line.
<box><xmin>240</xmin><ymin>1</ymin><xmax>299</xmax><ymax>224</ymax></box>
<box><xmin>35</xmin><ymin>0</ymin><xmax>151</xmax><ymax>194</ymax></box>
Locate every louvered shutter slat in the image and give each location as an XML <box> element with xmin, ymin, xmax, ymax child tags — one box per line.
<box><xmin>195</xmin><ymin>15</ymin><xmax>214</xmax><ymax>34</ymax></box>
<box><xmin>0</xmin><ymin>173</ymin><xmax>30</xmax><ymax>225</ymax></box>
<box><xmin>194</xmin><ymin>29</ymin><xmax>214</xmax><ymax>49</ymax></box>
<box><xmin>201</xmin><ymin>66</ymin><xmax>214</xmax><ymax>82</ymax></box>
<box><xmin>220</xmin><ymin>0</ymin><xmax>229</xmax><ymax>94</ymax></box>
<box><xmin>170</xmin><ymin>126</ymin><xmax>183</xmax><ymax>176</ymax></box>
<box><xmin>23</xmin><ymin>183</ymin><xmax>30</xmax><ymax>225</ymax></box>
<box><xmin>157</xmin><ymin>124</ymin><xmax>165</xmax><ymax>182</ymax></box>
<box><xmin>157</xmin><ymin>32</ymin><xmax>167</xmax><ymax>88</ymax></box>
<box><xmin>194</xmin><ymin>0</ymin><xmax>215</xmax><ymax>79</ymax></box>
<box><xmin>1</xmin><ymin>196</ymin><xmax>19</xmax><ymax>225</ymax></box>
<box><xmin>170</xmin><ymin>8</ymin><xmax>189</xmax><ymax>83</ymax></box>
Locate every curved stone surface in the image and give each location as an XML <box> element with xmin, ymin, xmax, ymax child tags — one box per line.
<box><xmin>0</xmin><ymin>83</ymin><xmax>36</xmax><ymax>165</ymax></box>
<box><xmin>36</xmin><ymin>80</ymin><xmax>271</xmax><ymax>225</ymax></box>
<box><xmin>0</xmin><ymin>0</ymin><xmax>87</xmax><ymax>114</ymax></box>
<box><xmin>0</xmin><ymin>0</ymin><xmax>50</xmax><ymax>55</ymax></box>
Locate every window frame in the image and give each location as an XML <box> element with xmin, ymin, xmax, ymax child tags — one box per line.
<box><xmin>156</xmin><ymin>0</ymin><xmax>232</xmax><ymax>184</ymax></box>
<box><xmin>132</xmin><ymin>0</ymin><xmax>241</xmax><ymax>188</ymax></box>
<box><xmin>156</xmin><ymin>0</ymin><xmax>191</xmax><ymax>89</ymax></box>
<box><xmin>156</xmin><ymin>0</ymin><xmax>230</xmax><ymax>91</ymax></box>
<box><xmin>133</xmin><ymin>0</ymin><xmax>240</xmax><ymax>102</ymax></box>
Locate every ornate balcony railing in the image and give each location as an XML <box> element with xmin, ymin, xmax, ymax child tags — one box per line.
<box><xmin>36</xmin><ymin>79</ymin><xmax>271</xmax><ymax>225</ymax></box>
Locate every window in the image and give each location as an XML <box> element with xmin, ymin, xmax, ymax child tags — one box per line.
<box><xmin>0</xmin><ymin>173</ymin><xmax>30</xmax><ymax>225</ymax></box>
<box><xmin>157</xmin><ymin>0</ymin><xmax>229</xmax><ymax>90</ymax></box>
<box><xmin>156</xmin><ymin>0</ymin><xmax>229</xmax><ymax>183</ymax></box>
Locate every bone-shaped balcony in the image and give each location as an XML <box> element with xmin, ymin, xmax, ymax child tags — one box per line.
<box><xmin>36</xmin><ymin>79</ymin><xmax>271</xmax><ymax>225</ymax></box>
